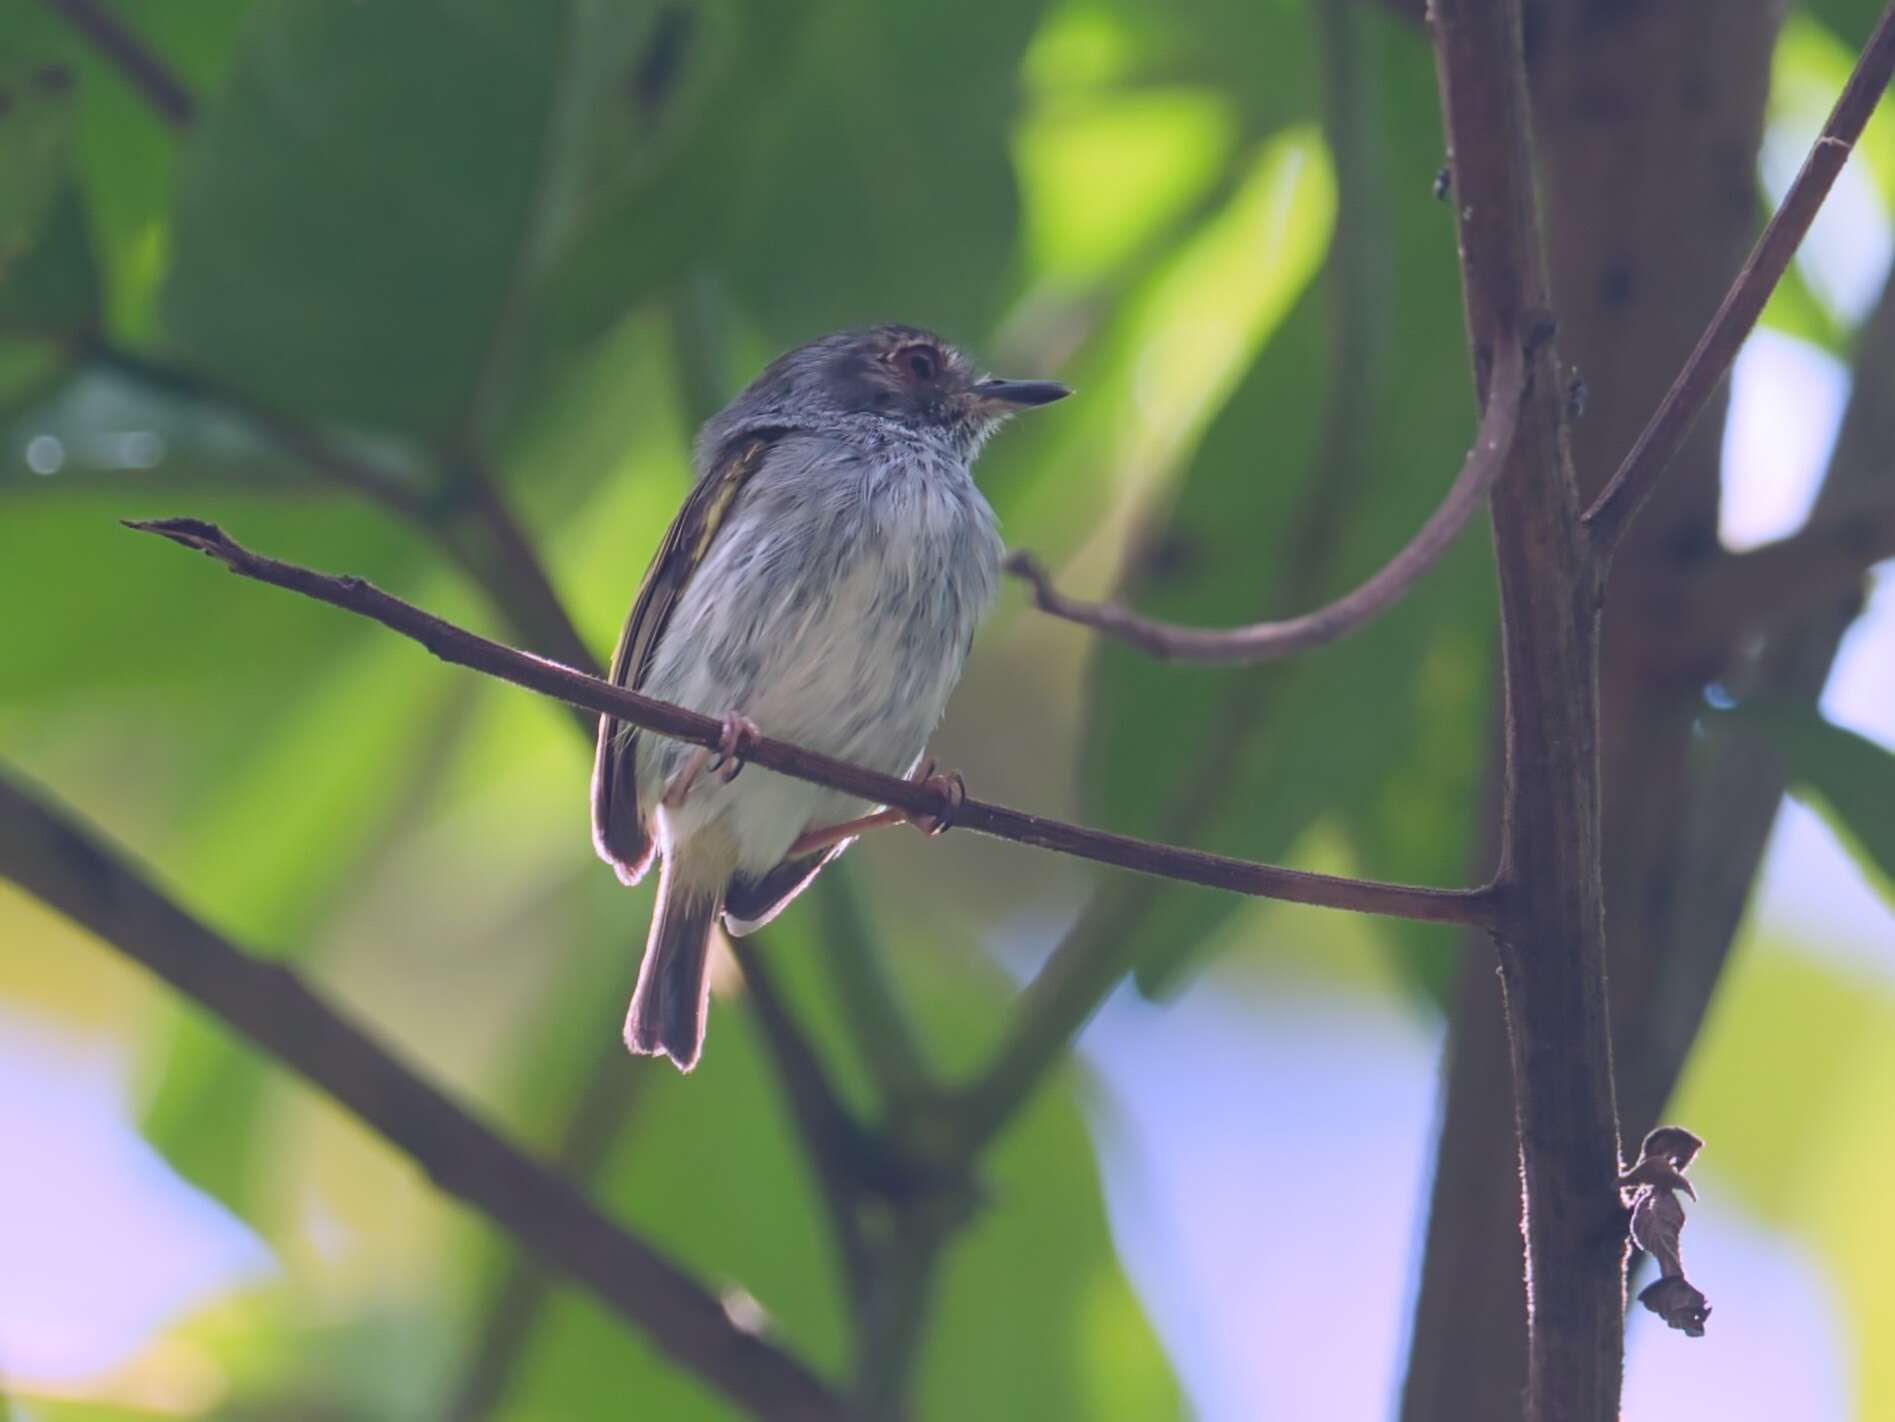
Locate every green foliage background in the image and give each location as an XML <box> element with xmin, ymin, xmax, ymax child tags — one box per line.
<box><xmin>3</xmin><ymin>0</ymin><xmax>1894</xmax><ymax>1417</ymax></box>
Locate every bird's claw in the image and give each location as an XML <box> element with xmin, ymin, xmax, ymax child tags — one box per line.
<box><xmin>662</xmin><ymin>711</ymin><xmax>761</xmax><ymax>807</ymax></box>
<box><xmin>708</xmin><ymin>712</ymin><xmax>762</xmax><ymax>783</ymax></box>
<box><xmin>909</xmin><ymin>758</ymin><xmax>966</xmax><ymax>837</ymax></box>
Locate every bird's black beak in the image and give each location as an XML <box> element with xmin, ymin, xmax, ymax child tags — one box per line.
<box><xmin>972</xmin><ymin>377</ymin><xmax>1072</xmax><ymax>408</ymax></box>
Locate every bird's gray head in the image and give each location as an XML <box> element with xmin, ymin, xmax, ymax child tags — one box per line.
<box><xmin>699</xmin><ymin>324</ymin><xmax>1070</xmax><ymax>464</ymax></box>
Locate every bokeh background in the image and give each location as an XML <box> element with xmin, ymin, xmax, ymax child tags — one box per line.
<box><xmin>3</xmin><ymin>0</ymin><xmax>1893</xmax><ymax>1418</ymax></box>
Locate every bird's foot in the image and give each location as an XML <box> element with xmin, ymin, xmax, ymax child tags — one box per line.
<box><xmin>785</xmin><ymin>758</ymin><xmax>966</xmax><ymax>858</ymax></box>
<box><xmin>663</xmin><ymin>711</ymin><xmax>761</xmax><ymax>807</ymax></box>
<box><xmin>903</xmin><ymin>758</ymin><xmax>965</xmax><ymax>837</ymax></box>
<box><xmin>709</xmin><ymin>712</ymin><xmax>762</xmax><ymax>783</ymax></box>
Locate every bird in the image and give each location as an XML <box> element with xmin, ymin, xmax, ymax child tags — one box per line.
<box><xmin>590</xmin><ymin>324</ymin><xmax>1069</xmax><ymax>1070</ymax></box>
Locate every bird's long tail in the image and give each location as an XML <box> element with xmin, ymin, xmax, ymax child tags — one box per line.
<box><xmin>626</xmin><ymin>852</ymin><xmax>723</xmax><ymax>1071</ymax></box>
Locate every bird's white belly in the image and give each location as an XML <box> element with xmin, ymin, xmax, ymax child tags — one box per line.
<box><xmin>637</xmin><ymin>493</ymin><xmax>978</xmax><ymax>875</ymax></box>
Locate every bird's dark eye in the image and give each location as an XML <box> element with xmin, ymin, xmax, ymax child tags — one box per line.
<box><xmin>900</xmin><ymin>345</ymin><xmax>940</xmax><ymax>382</ymax></box>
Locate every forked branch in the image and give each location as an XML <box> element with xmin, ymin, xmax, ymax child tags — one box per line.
<box><xmin>1659</xmin><ymin>498</ymin><xmax>1895</xmax><ymax>656</ymax></box>
<box><xmin>1584</xmin><ymin>2</ymin><xmax>1895</xmax><ymax>554</ymax></box>
<box><xmin>125</xmin><ymin>516</ymin><xmax>1499</xmax><ymax>929</ymax></box>
<box><xmin>1003</xmin><ymin>340</ymin><xmax>1527</xmax><ymax>662</ymax></box>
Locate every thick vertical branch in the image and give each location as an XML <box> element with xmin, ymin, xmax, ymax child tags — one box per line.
<box><xmin>1431</xmin><ymin>4</ymin><xmax>1625</xmax><ymax>1420</ymax></box>
<box><xmin>1406</xmin><ymin>3</ymin><xmax>1790</xmax><ymax>1412</ymax></box>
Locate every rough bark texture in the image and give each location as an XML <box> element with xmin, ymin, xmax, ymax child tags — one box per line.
<box><xmin>1431</xmin><ymin>1</ymin><xmax>1626</xmax><ymax>1415</ymax></box>
<box><xmin>1403</xmin><ymin>3</ymin><xmax>1795</xmax><ymax>1416</ymax></box>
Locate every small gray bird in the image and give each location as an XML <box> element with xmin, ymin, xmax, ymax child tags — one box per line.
<box><xmin>591</xmin><ymin>325</ymin><xmax>1069</xmax><ymax>1070</ymax></box>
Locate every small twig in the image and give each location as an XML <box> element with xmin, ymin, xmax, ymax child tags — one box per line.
<box><xmin>1584</xmin><ymin>1</ymin><xmax>1895</xmax><ymax>554</ymax></box>
<box><xmin>127</xmin><ymin>516</ymin><xmax>1501</xmax><ymax>929</ymax></box>
<box><xmin>1002</xmin><ymin>341</ymin><xmax>1526</xmax><ymax>663</ymax></box>
<box><xmin>37</xmin><ymin>0</ymin><xmax>195</xmax><ymax>130</ymax></box>
<box><xmin>0</xmin><ymin>772</ymin><xmax>854</xmax><ymax>1422</ymax></box>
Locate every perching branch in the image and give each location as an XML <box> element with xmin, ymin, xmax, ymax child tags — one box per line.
<box><xmin>1000</xmin><ymin>340</ymin><xmax>1526</xmax><ymax>662</ymax></box>
<box><xmin>0</xmin><ymin>772</ymin><xmax>854</xmax><ymax>1422</ymax></box>
<box><xmin>1583</xmin><ymin>1</ymin><xmax>1895</xmax><ymax>554</ymax></box>
<box><xmin>127</xmin><ymin>516</ymin><xmax>1499</xmax><ymax>930</ymax></box>
<box><xmin>38</xmin><ymin>0</ymin><xmax>195</xmax><ymax>129</ymax></box>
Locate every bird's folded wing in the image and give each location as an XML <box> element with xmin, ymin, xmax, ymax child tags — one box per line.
<box><xmin>590</xmin><ymin>430</ymin><xmax>783</xmax><ymax>883</ymax></box>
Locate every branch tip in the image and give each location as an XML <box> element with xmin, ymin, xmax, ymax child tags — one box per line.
<box><xmin>124</xmin><ymin>515</ymin><xmax>231</xmax><ymax>553</ymax></box>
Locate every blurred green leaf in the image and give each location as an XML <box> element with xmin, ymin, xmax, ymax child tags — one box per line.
<box><xmin>0</xmin><ymin>41</ymin><xmax>99</xmax><ymax>338</ymax></box>
<box><xmin>0</xmin><ymin>0</ymin><xmax>246</xmax><ymax>341</ymax></box>
<box><xmin>1772</xmin><ymin>10</ymin><xmax>1895</xmax><ymax>221</ymax></box>
<box><xmin>139</xmin><ymin>631</ymin><xmax>459</xmax><ymax>1205</ymax></box>
<box><xmin>1667</xmin><ymin>936</ymin><xmax>1895</xmax><ymax>1417</ymax></box>
<box><xmin>0</xmin><ymin>177</ymin><xmax>98</xmax><ymax>339</ymax></box>
<box><xmin>1075</xmin><ymin>25</ymin><xmax>1487</xmax><ymax>1000</ymax></box>
<box><xmin>0</xmin><ymin>492</ymin><xmax>423</xmax><ymax>705</ymax></box>
<box><xmin>1672</xmin><ymin>940</ymin><xmax>1886</xmax><ymax>1225</ymax></box>
<box><xmin>1015</xmin><ymin>88</ymin><xmax>1235</xmax><ymax>284</ymax></box>
<box><xmin>163</xmin><ymin>0</ymin><xmax>750</xmax><ymax>450</ymax></box>
<box><xmin>1716</xmin><ymin>699</ymin><xmax>1895</xmax><ymax>905</ymax></box>
<box><xmin>0</xmin><ymin>57</ymin><xmax>76</xmax><ymax>265</ymax></box>
<box><xmin>1799</xmin><ymin>0</ymin><xmax>1895</xmax><ymax>66</ymax></box>
<box><xmin>710</xmin><ymin>1</ymin><xmax>1046</xmax><ymax>344</ymax></box>
<box><xmin>457</xmin><ymin>868</ymin><xmax>1176</xmax><ymax>1420</ymax></box>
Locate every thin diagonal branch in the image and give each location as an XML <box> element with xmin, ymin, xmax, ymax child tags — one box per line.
<box><xmin>1583</xmin><ymin>0</ymin><xmax>1895</xmax><ymax>553</ymax></box>
<box><xmin>0</xmin><ymin>771</ymin><xmax>853</xmax><ymax>1422</ymax></box>
<box><xmin>1001</xmin><ymin>340</ymin><xmax>1526</xmax><ymax>662</ymax></box>
<box><xmin>126</xmin><ymin>516</ymin><xmax>1499</xmax><ymax>929</ymax></box>
<box><xmin>38</xmin><ymin>0</ymin><xmax>195</xmax><ymax>129</ymax></box>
